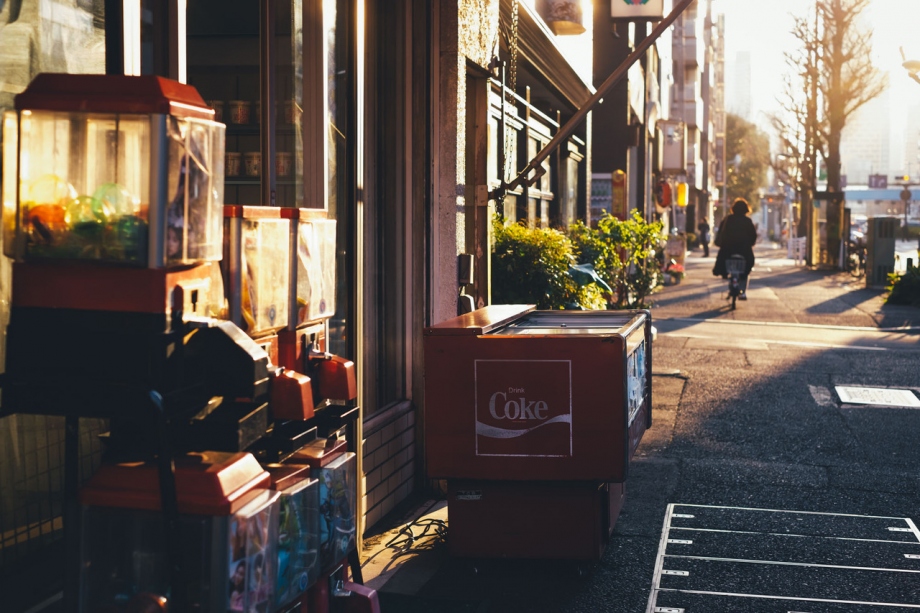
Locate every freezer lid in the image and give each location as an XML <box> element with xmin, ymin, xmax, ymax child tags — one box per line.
<box><xmin>491</xmin><ymin>310</ymin><xmax>647</xmax><ymax>336</ymax></box>
<box><xmin>424</xmin><ymin>304</ymin><xmax>535</xmax><ymax>336</ymax></box>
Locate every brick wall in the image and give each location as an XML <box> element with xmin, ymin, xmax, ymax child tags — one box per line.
<box><xmin>362</xmin><ymin>403</ymin><xmax>416</xmax><ymax>530</ymax></box>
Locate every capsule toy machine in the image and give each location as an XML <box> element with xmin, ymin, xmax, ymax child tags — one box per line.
<box><xmin>78</xmin><ymin>451</ymin><xmax>280</xmax><ymax>613</ymax></box>
<box><xmin>0</xmin><ymin>73</ymin><xmax>295</xmax><ymax>611</ymax></box>
<box><xmin>278</xmin><ymin>208</ymin><xmax>355</xmax><ymax>413</ymax></box>
<box><xmin>264</xmin><ymin>464</ymin><xmax>320</xmax><ymax>613</ymax></box>
<box><xmin>223</xmin><ymin>205</ymin><xmax>292</xmax><ymax>368</ymax></box>
<box><xmin>1</xmin><ymin>73</ymin><xmax>231</xmax><ymax>426</ymax></box>
<box><xmin>286</xmin><ymin>437</ymin><xmax>373</xmax><ymax>613</ymax></box>
<box><xmin>219</xmin><ymin>204</ymin><xmax>363</xmax><ymax>613</ymax></box>
<box><xmin>425</xmin><ymin>305</ymin><xmax>653</xmax><ymax>560</ymax></box>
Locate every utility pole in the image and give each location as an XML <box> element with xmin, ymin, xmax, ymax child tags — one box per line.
<box><xmin>804</xmin><ymin>0</ymin><xmax>820</xmax><ymax>266</ymax></box>
<box><xmin>675</xmin><ymin>6</ymin><xmax>686</xmax><ymax>234</ymax></box>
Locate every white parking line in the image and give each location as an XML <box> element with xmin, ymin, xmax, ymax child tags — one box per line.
<box><xmin>646</xmin><ymin>504</ymin><xmax>920</xmax><ymax>612</ymax></box>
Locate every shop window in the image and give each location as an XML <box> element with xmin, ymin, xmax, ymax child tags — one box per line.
<box><xmin>0</xmin><ymin>1</ymin><xmax>106</xmax><ymax>593</ymax></box>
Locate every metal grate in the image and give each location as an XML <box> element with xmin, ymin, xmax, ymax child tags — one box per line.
<box><xmin>0</xmin><ymin>415</ymin><xmax>107</xmax><ymax>572</ymax></box>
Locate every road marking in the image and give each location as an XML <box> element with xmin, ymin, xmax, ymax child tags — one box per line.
<box><xmin>659</xmin><ymin>316</ymin><xmax>920</xmax><ymax>333</ymax></box>
<box><xmin>663</xmin><ymin>554</ymin><xmax>920</xmax><ymax>575</ymax></box>
<box><xmin>835</xmin><ymin>386</ymin><xmax>920</xmax><ymax>408</ymax></box>
<box><xmin>647</xmin><ymin>505</ymin><xmax>920</xmax><ymax>612</ymax></box>
<box><xmin>664</xmin><ymin>331</ymin><xmax>891</xmax><ymax>352</ymax></box>
<box><xmin>651</xmin><ymin>589</ymin><xmax>920</xmax><ymax>610</ymax></box>
<box><xmin>809</xmin><ymin>385</ymin><xmax>837</xmax><ymax>407</ymax></box>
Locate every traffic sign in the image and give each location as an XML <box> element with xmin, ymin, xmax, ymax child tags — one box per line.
<box><xmin>900</xmin><ymin>188</ymin><xmax>912</xmax><ymax>201</ymax></box>
<box><xmin>813</xmin><ymin>190</ymin><xmax>845</xmax><ymax>203</ymax></box>
<box><xmin>868</xmin><ymin>174</ymin><xmax>888</xmax><ymax>189</ymax></box>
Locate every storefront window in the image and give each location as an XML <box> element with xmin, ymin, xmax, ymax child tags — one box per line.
<box><xmin>326</xmin><ymin>0</ymin><xmax>353</xmax><ymax>363</ymax></box>
<box><xmin>0</xmin><ymin>0</ymin><xmax>106</xmax><ymax>588</ymax></box>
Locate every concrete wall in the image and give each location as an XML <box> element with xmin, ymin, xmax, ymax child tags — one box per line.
<box><xmin>432</xmin><ymin>0</ymin><xmax>497</xmax><ymax>326</ymax></box>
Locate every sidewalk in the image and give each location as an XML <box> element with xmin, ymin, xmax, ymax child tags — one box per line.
<box><xmin>358</xmin><ymin>243</ymin><xmax>920</xmax><ymax>612</ymax></box>
<box><xmin>660</xmin><ymin>241</ymin><xmax>920</xmax><ymax>328</ymax></box>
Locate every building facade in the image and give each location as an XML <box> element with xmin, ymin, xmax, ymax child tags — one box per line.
<box><xmin>0</xmin><ymin>0</ymin><xmax>594</xmax><ymax>608</ymax></box>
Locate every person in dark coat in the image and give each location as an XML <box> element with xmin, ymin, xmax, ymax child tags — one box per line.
<box><xmin>713</xmin><ymin>198</ymin><xmax>757</xmax><ymax>298</ymax></box>
<box><xmin>697</xmin><ymin>219</ymin><xmax>711</xmax><ymax>257</ymax></box>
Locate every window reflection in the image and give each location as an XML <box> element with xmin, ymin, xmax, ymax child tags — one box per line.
<box><xmin>327</xmin><ymin>0</ymin><xmax>351</xmax><ymax>362</ymax></box>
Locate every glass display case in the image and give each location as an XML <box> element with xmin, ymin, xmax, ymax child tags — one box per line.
<box><xmin>295</xmin><ymin>216</ymin><xmax>337</xmax><ymax>324</ymax></box>
<box><xmin>316</xmin><ymin>451</ymin><xmax>357</xmax><ymax>571</ymax></box>
<box><xmin>2</xmin><ymin>74</ymin><xmax>225</xmax><ymax>268</ymax></box>
<box><xmin>268</xmin><ymin>465</ymin><xmax>320</xmax><ymax>607</ymax></box>
<box><xmin>224</xmin><ymin>206</ymin><xmax>291</xmax><ymax>337</ymax></box>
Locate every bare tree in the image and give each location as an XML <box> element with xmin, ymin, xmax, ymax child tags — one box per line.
<box><xmin>774</xmin><ymin>0</ymin><xmax>887</xmax><ymax>265</ymax></box>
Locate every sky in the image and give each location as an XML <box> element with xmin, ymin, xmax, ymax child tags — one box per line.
<box><xmin>715</xmin><ymin>0</ymin><xmax>920</xmax><ymax>147</ymax></box>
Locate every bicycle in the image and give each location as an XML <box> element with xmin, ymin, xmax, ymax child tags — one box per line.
<box><xmin>846</xmin><ymin>240</ymin><xmax>866</xmax><ymax>278</ymax></box>
<box><xmin>725</xmin><ymin>254</ymin><xmax>746</xmax><ymax>310</ymax></box>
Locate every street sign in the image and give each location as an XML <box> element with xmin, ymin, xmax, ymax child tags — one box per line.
<box><xmin>901</xmin><ymin>188</ymin><xmax>912</xmax><ymax>201</ymax></box>
<box><xmin>813</xmin><ymin>190</ymin><xmax>845</xmax><ymax>203</ymax></box>
<box><xmin>868</xmin><ymin>174</ymin><xmax>888</xmax><ymax>189</ymax></box>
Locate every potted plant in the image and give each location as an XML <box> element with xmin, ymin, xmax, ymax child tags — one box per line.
<box><xmin>663</xmin><ymin>260</ymin><xmax>684</xmax><ymax>285</ymax></box>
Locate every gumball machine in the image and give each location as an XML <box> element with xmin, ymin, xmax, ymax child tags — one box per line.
<box><xmin>1</xmin><ymin>73</ymin><xmax>229</xmax><ymax>424</ymax></box>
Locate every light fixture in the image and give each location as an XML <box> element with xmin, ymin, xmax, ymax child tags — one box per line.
<box><xmin>900</xmin><ymin>47</ymin><xmax>920</xmax><ymax>85</ymax></box>
<box><xmin>536</xmin><ymin>0</ymin><xmax>586</xmax><ymax>36</ymax></box>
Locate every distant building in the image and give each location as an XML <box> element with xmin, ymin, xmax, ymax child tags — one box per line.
<box><xmin>840</xmin><ymin>83</ymin><xmax>891</xmax><ymax>185</ymax></box>
<box><xmin>902</xmin><ymin>102</ymin><xmax>920</xmax><ymax>178</ymax></box>
<box><xmin>647</xmin><ymin>0</ymin><xmax>723</xmax><ymax>235</ymax></box>
<box><xmin>727</xmin><ymin>50</ymin><xmax>752</xmax><ymax>122</ymax></box>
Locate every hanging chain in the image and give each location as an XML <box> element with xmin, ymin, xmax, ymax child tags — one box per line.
<box><xmin>509</xmin><ymin>0</ymin><xmax>518</xmax><ymax>94</ymax></box>
<box><xmin>500</xmin><ymin>0</ymin><xmax>520</xmax><ymax>213</ymax></box>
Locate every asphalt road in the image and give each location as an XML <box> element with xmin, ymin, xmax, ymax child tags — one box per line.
<box><xmin>374</xmin><ymin>245</ymin><xmax>920</xmax><ymax>612</ymax></box>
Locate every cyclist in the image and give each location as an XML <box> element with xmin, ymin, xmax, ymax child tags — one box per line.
<box><xmin>713</xmin><ymin>198</ymin><xmax>757</xmax><ymax>300</ymax></box>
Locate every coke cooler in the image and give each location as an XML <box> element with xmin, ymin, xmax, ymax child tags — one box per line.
<box><xmin>424</xmin><ymin>305</ymin><xmax>652</xmax><ymax>559</ymax></box>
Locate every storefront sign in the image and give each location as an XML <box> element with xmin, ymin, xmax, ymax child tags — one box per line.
<box><xmin>474</xmin><ymin>359</ymin><xmax>573</xmax><ymax>458</ymax></box>
<box><xmin>611</xmin><ymin>0</ymin><xmax>666</xmax><ymax>21</ymax></box>
<box><xmin>612</xmin><ymin>170</ymin><xmax>628</xmax><ymax>220</ymax></box>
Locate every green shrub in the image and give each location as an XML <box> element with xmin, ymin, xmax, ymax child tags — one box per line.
<box><xmin>596</xmin><ymin>211</ymin><xmax>664</xmax><ymax>308</ymax></box>
<box><xmin>569</xmin><ymin>212</ymin><xmax>664</xmax><ymax>309</ymax></box>
<box><xmin>886</xmin><ymin>268</ymin><xmax>920</xmax><ymax>307</ymax></box>
<box><xmin>492</xmin><ymin>218</ymin><xmax>579</xmax><ymax>309</ymax></box>
<box><xmin>685</xmin><ymin>232</ymin><xmax>697</xmax><ymax>248</ymax></box>
<box><xmin>569</xmin><ymin>221</ymin><xmax>616</xmax><ymax>282</ymax></box>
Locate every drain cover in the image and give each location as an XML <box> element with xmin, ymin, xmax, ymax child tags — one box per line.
<box><xmin>835</xmin><ymin>386</ymin><xmax>920</xmax><ymax>408</ymax></box>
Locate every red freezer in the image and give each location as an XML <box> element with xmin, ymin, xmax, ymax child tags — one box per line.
<box><xmin>425</xmin><ymin>305</ymin><xmax>652</xmax><ymax>483</ymax></box>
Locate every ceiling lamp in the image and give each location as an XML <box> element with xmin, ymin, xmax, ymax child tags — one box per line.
<box><xmin>536</xmin><ymin>0</ymin><xmax>586</xmax><ymax>36</ymax></box>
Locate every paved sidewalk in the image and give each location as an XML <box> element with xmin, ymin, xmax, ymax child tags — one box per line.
<box><xmin>660</xmin><ymin>242</ymin><xmax>920</xmax><ymax>328</ymax></box>
<box><xmin>360</xmin><ymin>243</ymin><xmax>920</xmax><ymax>612</ymax></box>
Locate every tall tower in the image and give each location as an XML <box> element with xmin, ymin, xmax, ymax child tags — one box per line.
<box><xmin>728</xmin><ymin>51</ymin><xmax>752</xmax><ymax>122</ymax></box>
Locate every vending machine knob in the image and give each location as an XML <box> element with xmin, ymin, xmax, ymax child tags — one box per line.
<box><xmin>314</xmin><ymin>355</ymin><xmax>357</xmax><ymax>402</ymax></box>
<box><xmin>270</xmin><ymin>369</ymin><xmax>315</xmax><ymax>421</ymax></box>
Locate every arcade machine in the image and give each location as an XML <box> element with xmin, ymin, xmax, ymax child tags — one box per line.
<box><xmin>0</xmin><ymin>74</ymin><xmax>369</xmax><ymax>612</ymax></box>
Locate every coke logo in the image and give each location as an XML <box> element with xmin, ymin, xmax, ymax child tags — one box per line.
<box><xmin>475</xmin><ymin>359</ymin><xmax>573</xmax><ymax>457</ymax></box>
<box><xmin>488</xmin><ymin>389</ymin><xmax>549</xmax><ymax>421</ymax></box>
